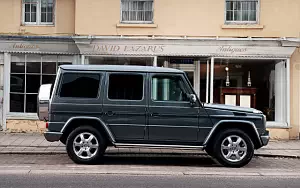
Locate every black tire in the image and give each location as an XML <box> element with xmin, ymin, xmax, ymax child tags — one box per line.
<box><xmin>66</xmin><ymin>126</ymin><xmax>107</xmax><ymax>164</ymax></box>
<box><xmin>213</xmin><ymin>128</ymin><xmax>254</xmax><ymax>168</ymax></box>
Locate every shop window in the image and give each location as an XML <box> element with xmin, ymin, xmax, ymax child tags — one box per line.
<box><xmin>213</xmin><ymin>60</ymin><xmax>287</xmax><ymax>123</ymax></box>
<box><xmin>152</xmin><ymin>76</ymin><xmax>189</xmax><ymax>102</ymax></box>
<box><xmin>225</xmin><ymin>0</ymin><xmax>258</xmax><ymax>23</ymax></box>
<box><xmin>121</xmin><ymin>0</ymin><xmax>153</xmax><ymax>23</ymax></box>
<box><xmin>108</xmin><ymin>74</ymin><xmax>144</xmax><ymax>100</ymax></box>
<box><xmin>10</xmin><ymin>54</ymin><xmax>72</xmax><ymax>113</ymax></box>
<box><xmin>60</xmin><ymin>73</ymin><xmax>100</xmax><ymax>98</ymax></box>
<box><xmin>22</xmin><ymin>0</ymin><xmax>54</xmax><ymax>25</ymax></box>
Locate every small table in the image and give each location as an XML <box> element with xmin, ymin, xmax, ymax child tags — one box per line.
<box><xmin>220</xmin><ymin>87</ymin><xmax>257</xmax><ymax>108</ymax></box>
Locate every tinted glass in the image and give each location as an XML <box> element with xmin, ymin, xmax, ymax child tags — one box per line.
<box><xmin>108</xmin><ymin>74</ymin><xmax>143</xmax><ymax>100</ymax></box>
<box><xmin>60</xmin><ymin>73</ymin><xmax>100</xmax><ymax>98</ymax></box>
<box><xmin>152</xmin><ymin>76</ymin><xmax>189</xmax><ymax>102</ymax></box>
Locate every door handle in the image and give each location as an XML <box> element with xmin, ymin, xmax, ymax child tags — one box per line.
<box><xmin>106</xmin><ymin>111</ymin><xmax>115</xmax><ymax>117</ymax></box>
<box><xmin>150</xmin><ymin>113</ymin><xmax>159</xmax><ymax>117</ymax></box>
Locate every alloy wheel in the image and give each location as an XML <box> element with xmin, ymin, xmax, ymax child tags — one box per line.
<box><xmin>73</xmin><ymin>132</ymin><xmax>99</xmax><ymax>159</ymax></box>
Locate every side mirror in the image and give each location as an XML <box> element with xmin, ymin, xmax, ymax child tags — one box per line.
<box><xmin>189</xmin><ymin>94</ymin><xmax>197</xmax><ymax>106</ymax></box>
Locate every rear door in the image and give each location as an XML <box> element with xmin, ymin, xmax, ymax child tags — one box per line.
<box><xmin>102</xmin><ymin>72</ymin><xmax>147</xmax><ymax>142</ymax></box>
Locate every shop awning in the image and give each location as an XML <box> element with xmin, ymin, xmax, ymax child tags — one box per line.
<box><xmin>75</xmin><ymin>38</ymin><xmax>296</xmax><ymax>59</ymax></box>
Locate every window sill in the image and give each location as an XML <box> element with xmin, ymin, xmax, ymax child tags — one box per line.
<box><xmin>221</xmin><ymin>24</ymin><xmax>264</xmax><ymax>29</ymax></box>
<box><xmin>21</xmin><ymin>24</ymin><xmax>55</xmax><ymax>27</ymax></box>
<box><xmin>266</xmin><ymin>121</ymin><xmax>289</xmax><ymax>129</ymax></box>
<box><xmin>116</xmin><ymin>23</ymin><xmax>158</xmax><ymax>28</ymax></box>
<box><xmin>6</xmin><ymin>113</ymin><xmax>39</xmax><ymax>120</ymax></box>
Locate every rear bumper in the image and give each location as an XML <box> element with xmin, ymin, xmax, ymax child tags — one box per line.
<box><xmin>260</xmin><ymin>130</ymin><xmax>270</xmax><ymax>146</ymax></box>
<box><xmin>44</xmin><ymin>131</ymin><xmax>63</xmax><ymax>142</ymax></box>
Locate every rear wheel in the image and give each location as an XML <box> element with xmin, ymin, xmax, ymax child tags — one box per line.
<box><xmin>213</xmin><ymin>128</ymin><xmax>254</xmax><ymax>168</ymax></box>
<box><xmin>66</xmin><ymin>126</ymin><xmax>106</xmax><ymax>164</ymax></box>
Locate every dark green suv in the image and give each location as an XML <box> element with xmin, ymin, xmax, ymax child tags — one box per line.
<box><xmin>38</xmin><ymin>65</ymin><xmax>269</xmax><ymax>167</ymax></box>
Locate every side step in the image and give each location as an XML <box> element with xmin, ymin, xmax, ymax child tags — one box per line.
<box><xmin>114</xmin><ymin>143</ymin><xmax>204</xmax><ymax>150</ymax></box>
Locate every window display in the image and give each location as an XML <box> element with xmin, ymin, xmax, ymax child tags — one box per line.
<box><xmin>213</xmin><ymin>59</ymin><xmax>286</xmax><ymax>122</ymax></box>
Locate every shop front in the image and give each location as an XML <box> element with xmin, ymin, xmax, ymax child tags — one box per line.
<box><xmin>0</xmin><ymin>36</ymin><xmax>79</xmax><ymax>132</ymax></box>
<box><xmin>75</xmin><ymin>37</ymin><xmax>298</xmax><ymax>139</ymax></box>
<box><xmin>0</xmin><ymin>36</ymin><xmax>299</xmax><ymax>139</ymax></box>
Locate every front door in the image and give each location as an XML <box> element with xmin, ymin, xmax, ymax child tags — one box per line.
<box><xmin>148</xmin><ymin>73</ymin><xmax>199</xmax><ymax>143</ymax></box>
<box><xmin>102</xmin><ymin>72</ymin><xmax>147</xmax><ymax>142</ymax></box>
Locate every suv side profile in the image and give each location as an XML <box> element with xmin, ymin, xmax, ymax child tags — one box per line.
<box><xmin>38</xmin><ymin>65</ymin><xmax>269</xmax><ymax>168</ymax></box>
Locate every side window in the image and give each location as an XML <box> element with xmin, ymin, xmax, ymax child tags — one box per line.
<box><xmin>59</xmin><ymin>73</ymin><xmax>100</xmax><ymax>98</ymax></box>
<box><xmin>152</xmin><ymin>75</ymin><xmax>189</xmax><ymax>102</ymax></box>
<box><xmin>108</xmin><ymin>74</ymin><xmax>143</xmax><ymax>100</ymax></box>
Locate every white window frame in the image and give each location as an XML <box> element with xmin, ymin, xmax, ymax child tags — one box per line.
<box><xmin>224</xmin><ymin>0</ymin><xmax>260</xmax><ymax>24</ymax></box>
<box><xmin>22</xmin><ymin>0</ymin><xmax>55</xmax><ymax>25</ymax></box>
<box><xmin>120</xmin><ymin>0</ymin><xmax>154</xmax><ymax>24</ymax></box>
<box><xmin>7</xmin><ymin>54</ymin><xmax>73</xmax><ymax>118</ymax></box>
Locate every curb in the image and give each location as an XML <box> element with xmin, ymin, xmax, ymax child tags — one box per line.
<box><xmin>254</xmin><ymin>153</ymin><xmax>300</xmax><ymax>159</ymax></box>
<box><xmin>0</xmin><ymin>151</ymin><xmax>299</xmax><ymax>159</ymax></box>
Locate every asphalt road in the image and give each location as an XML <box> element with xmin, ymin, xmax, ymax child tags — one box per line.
<box><xmin>1</xmin><ymin>174</ymin><xmax>300</xmax><ymax>188</ymax></box>
<box><xmin>1</xmin><ymin>154</ymin><xmax>300</xmax><ymax>188</ymax></box>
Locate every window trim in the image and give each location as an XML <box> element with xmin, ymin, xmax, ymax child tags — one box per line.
<box><xmin>224</xmin><ymin>0</ymin><xmax>260</xmax><ymax>25</ymax></box>
<box><xmin>22</xmin><ymin>0</ymin><xmax>55</xmax><ymax>26</ymax></box>
<box><xmin>106</xmin><ymin>72</ymin><xmax>145</xmax><ymax>102</ymax></box>
<box><xmin>120</xmin><ymin>0</ymin><xmax>154</xmax><ymax>24</ymax></box>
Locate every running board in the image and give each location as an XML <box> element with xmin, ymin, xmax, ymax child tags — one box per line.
<box><xmin>114</xmin><ymin>143</ymin><xmax>204</xmax><ymax>150</ymax></box>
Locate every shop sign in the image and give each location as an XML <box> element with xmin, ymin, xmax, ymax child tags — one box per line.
<box><xmin>0</xmin><ymin>41</ymin><xmax>79</xmax><ymax>54</ymax></box>
<box><xmin>92</xmin><ymin>44</ymin><xmax>165</xmax><ymax>53</ymax></box>
<box><xmin>12</xmin><ymin>43</ymin><xmax>40</xmax><ymax>50</ymax></box>
<box><xmin>217</xmin><ymin>46</ymin><xmax>248</xmax><ymax>54</ymax></box>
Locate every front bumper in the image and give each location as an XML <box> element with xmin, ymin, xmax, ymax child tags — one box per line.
<box><xmin>260</xmin><ymin>130</ymin><xmax>270</xmax><ymax>146</ymax></box>
<box><xmin>44</xmin><ymin>131</ymin><xmax>63</xmax><ymax>142</ymax></box>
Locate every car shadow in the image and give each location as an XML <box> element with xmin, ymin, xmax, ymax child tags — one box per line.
<box><xmin>100</xmin><ymin>154</ymin><xmax>221</xmax><ymax>167</ymax></box>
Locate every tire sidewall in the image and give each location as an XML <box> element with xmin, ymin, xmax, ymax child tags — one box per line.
<box><xmin>66</xmin><ymin>126</ymin><xmax>106</xmax><ymax>164</ymax></box>
<box><xmin>213</xmin><ymin>129</ymin><xmax>254</xmax><ymax>168</ymax></box>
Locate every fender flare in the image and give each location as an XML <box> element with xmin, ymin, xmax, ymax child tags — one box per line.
<box><xmin>60</xmin><ymin>116</ymin><xmax>115</xmax><ymax>143</ymax></box>
<box><xmin>203</xmin><ymin>120</ymin><xmax>262</xmax><ymax>147</ymax></box>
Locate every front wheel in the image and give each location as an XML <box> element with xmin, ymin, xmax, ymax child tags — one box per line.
<box><xmin>213</xmin><ymin>129</ymin><xmax>254</xmax><ymax>168</ymax></box>
<box><xmin>66</xmin><ymin>126</ymin><xmax>106</xmax><ymax>164</ymax></box>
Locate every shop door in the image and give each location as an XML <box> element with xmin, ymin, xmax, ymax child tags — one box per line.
<box><xmin>0</xmin><ymin>90</ymin><xmax>3</xmax><ymax>130</ymax></box>
<box><xmin>0</xmin><ymin>54</ymin><xmax>3</xmax><ymax>129</ymax></box>
<box><xmin>0</xmin><ymin>62</ymin><xmax>3</xmax><ymax>130</ymax></box>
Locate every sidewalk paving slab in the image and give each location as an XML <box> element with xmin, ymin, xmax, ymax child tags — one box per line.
<box><xmin>1</xmin><ymin>132</ymin><xmax>300</xmax><ymax>158</ymax></box>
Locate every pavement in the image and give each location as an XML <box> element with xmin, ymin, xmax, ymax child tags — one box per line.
<box><xmin>0</xmin><ymin>132</ymin><xmax>300</xmax><ymax>158</ymax></box>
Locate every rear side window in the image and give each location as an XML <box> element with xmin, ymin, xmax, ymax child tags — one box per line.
<box><xmin>108</xmin><ymin>74</ymin><xmax>143</xmax><ymax>100</ymax></box>
<box><xmin>59</xmin><ymin>73</ymin><xmax>100</xmax><ymax>98</ymax></box>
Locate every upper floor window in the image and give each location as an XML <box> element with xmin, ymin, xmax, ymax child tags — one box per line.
<box><xmin>22</xmin><ymin>0</ymin><xmax>54</xmax><ymax>25</ymax></box>
<box><xmin>225</xmin><ymin>0</ymin><xmax>258</xmax><ymax>24</ymax></box>
<box><xmin>121</xmin><ymin>0</ymin><xmax>153</xmax><ymax>23</ymax></box>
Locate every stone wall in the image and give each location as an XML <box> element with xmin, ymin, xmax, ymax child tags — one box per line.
<box><xmin>6</xmin><ymin>120</ymin><xmax>46</xmax><ymax>133</ymax></box>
